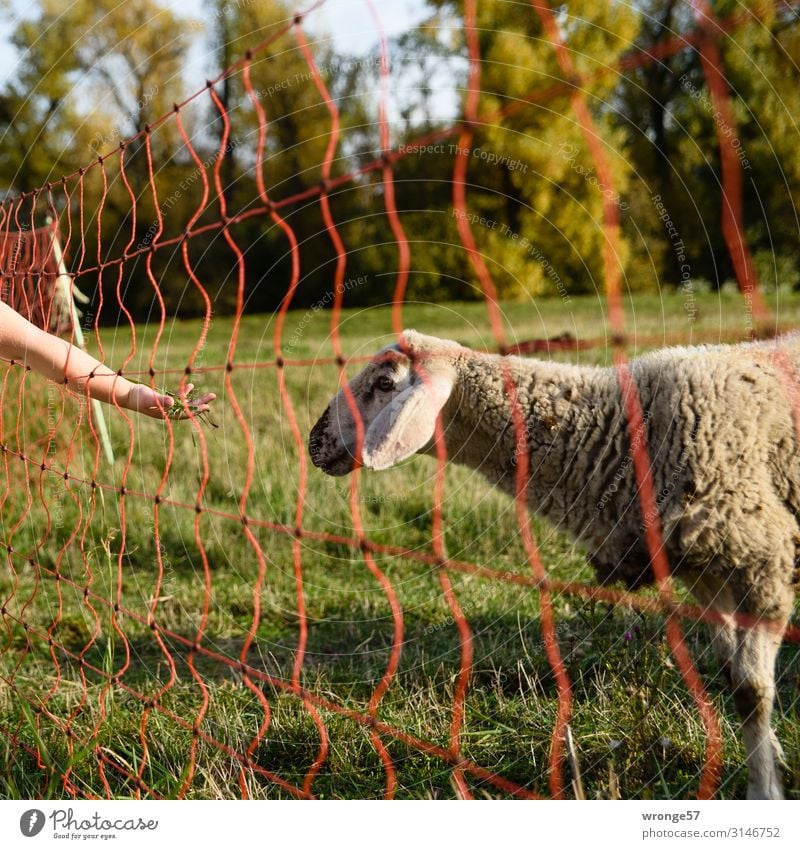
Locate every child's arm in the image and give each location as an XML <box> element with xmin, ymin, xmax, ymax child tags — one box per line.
<box><xmin>0</xmin><ymin>301</ymin><xmax>215</xmax><ymax>419</ymax></box>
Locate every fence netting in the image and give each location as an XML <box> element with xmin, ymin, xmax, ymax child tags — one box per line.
<box><xmin>0</xmin><ymin>0</ymin><xmax>798</xmax><ymax>799</ymax></box>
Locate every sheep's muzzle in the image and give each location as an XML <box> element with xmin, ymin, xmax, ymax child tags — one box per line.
<box><xmin>308</xmin><ymin>408</ymin><xmax>356</xmax><ymax>476</ymax></box>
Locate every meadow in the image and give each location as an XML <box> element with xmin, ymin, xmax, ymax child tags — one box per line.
<box><xmin>1</xmin><ymin>290</ymin><xmax>799</xmax><ymax>799</ymax></box>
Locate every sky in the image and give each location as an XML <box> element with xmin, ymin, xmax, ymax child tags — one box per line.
<box><xmin>0</xmin><ymin>0</ymin><xmax>433</xmax><ymax>85</ymax></box>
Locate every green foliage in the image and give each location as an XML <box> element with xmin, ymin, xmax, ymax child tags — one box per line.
<box><xmin>0</xmin><ymin>0</ymin><xmax>193</xmax><ymax>191</ymax></box>
<box><xmin>0</xmin><ymin>0</ymin><xmax>799</xmax><ymax>314</ymax></box>
<box><xmin>618</xmin><ymin>0</ymin><xmax>800</xmax><ymax>289</ymax></box>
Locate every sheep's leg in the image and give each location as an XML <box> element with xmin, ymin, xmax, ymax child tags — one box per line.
<box><xmin>693</xmin><ymin>578</ymin><xmax>788</xmax><ymax>799</ymax></box>
<box><xmin>707</xmin><ymin>615</ymin><xmax>736</xmax><ymax>684</ymax></box>
<box><xmin>730</xmin><ymin>615</ymin><xmax>788</xmax><ymax>800</ymax></box>
<box><xmin>712</xmin><ymin>624</ymin><xmax>787</xmax><ymax>769</ymax></box>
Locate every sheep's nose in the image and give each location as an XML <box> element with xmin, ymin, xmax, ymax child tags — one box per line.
<box><xmin>308</xmin><ymin>408</ymin><xmax>330</xmax><ymax>463</ymax></box>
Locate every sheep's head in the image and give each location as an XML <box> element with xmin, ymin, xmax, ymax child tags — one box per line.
<box><xmin>308</xmin><ymin>330</ymin><xmax>461</xmax><ymax>475</ymax></box>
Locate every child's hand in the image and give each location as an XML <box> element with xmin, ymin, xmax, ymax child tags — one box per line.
<box><xmin>126</xmin><ymin>383</ymin><xmax>217</xmax><ymax>422</ymax></box>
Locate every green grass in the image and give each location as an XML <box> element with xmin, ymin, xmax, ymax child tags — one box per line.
<box><xmin>1</xmin><ymin>290</ymin><xmax>799</xmax><ymax>799</ymax></box>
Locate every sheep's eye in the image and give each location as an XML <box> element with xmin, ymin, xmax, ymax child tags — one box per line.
<box><xmin>376</xmin><ymin>375</ymin><xmax>395</xmax><ymax>392</ymax></box>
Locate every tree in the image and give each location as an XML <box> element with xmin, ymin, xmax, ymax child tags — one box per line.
<box><xmin>715</xmin><ymin>0</ymin><xmax>800</xmax><ymax>290</ymax></box>
<box><xmin>201</xmin><ymin>0</ymin><xmax>376</xmax><ymax>313</ymax></box>
<box><xmin>0</xmin><ymin>0</ymin><xmax>195</xmax><ymax>188</ymax></box>
<box><xmin>361</xmin><ymin>0</ymin><xmax>642</xmax><ymax>302</ymax></box>
<box><xmin>0</xmin><ymin>0</ymin><xmax>87</xmax><ymax>194</ymax></box>
<box><xmin>617</xmin><ymin>0</ymin><xmax>800</xmax><ymax>290</ymax></box>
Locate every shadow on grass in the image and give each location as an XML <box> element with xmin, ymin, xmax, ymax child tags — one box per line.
<box><xmin>4</xmin><ymin>596</ymin><xmax>798</xmax><ymax>799</ymax></box>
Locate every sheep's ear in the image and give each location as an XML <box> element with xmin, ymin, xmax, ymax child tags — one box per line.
<box><xmin>362</xmin><ymin>372</ymin><xmax>454</xmax><ymax>470</ymax></box>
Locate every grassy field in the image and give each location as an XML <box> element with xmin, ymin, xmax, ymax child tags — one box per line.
<box><xmin>1</xmin><ymin>290</ymin><xmax>799</xmax><ymax>799</ymax></box>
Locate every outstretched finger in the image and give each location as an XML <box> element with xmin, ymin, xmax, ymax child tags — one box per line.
<box><xmin>191</xmin><ymin>392</ymin><xmax>217</xmax><ymax>412</ymax></box>
<box><xmin>153</xmin><ymin>392</ymin><xmax>177</xmax><ymax>413</ymax></box>
<box><xmin>171</xmin><ymin>394</ymin><xmax>217</xmax><ymax>421</ymax></box>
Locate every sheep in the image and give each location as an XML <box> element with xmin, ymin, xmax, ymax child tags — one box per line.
<box><xmin>308</xmin><ymin>328</ymin><xmax>800</xmax><ymax>800</ymax></box>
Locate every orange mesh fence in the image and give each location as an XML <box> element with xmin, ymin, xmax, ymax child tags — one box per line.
<box><xmin>0</xmin><ymin>0</ymin><xmax>798</xmax><ymax>800</ymax></box>
<box><xmin>0</xmin><ymin>222</ymin><xmax>73</xmax><ymax>336</ymax></box>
